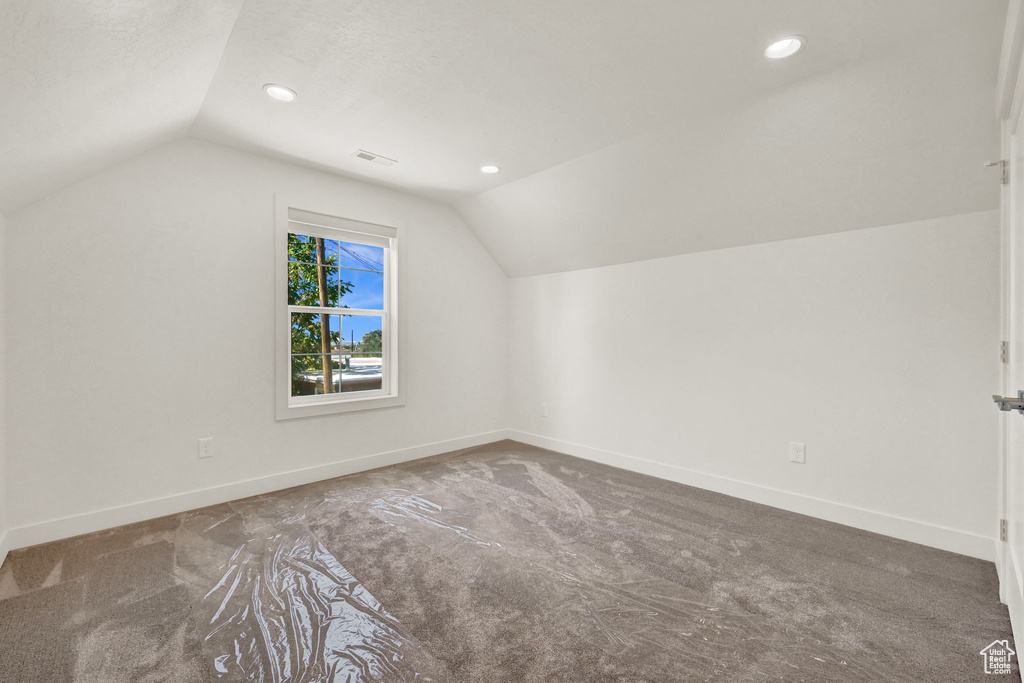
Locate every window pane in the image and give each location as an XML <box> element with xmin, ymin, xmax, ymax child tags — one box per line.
<box><xmin>288</xmin><ymin>233</ymin><xmax>341</xmax><ymax>265</ymax></box>
<box><xmin>340</xmin><ymin>315</ymin><xmax>383</xmax><ymax>393</ymax></box>
<box><xmin>289</xmin><ymin>264</ymin><xmax>345</xmax><ymax>307</ymax></box>
<box><xmin>292</xmin><ymin>312</ymin><xmax>339</xmax><ymax>354</ymax></box>
<box><xmin>287</xmin><ymin>233</ymin><xmax>314</xmax><ymax>262</ymax></box>
<box><xmin>338</xmin><ymin>268</ymin><xmax>384</xmax><ymax>310</ymax></box>
<box><xmin>291</xmin><ymin>355</ymin><xmax>323</xmax><ymax>396</ymax></box>
<box><xmin>291</xmin><ymin>355</ymin><xmax>351</xmax><ymax>396</ymax></box>
<box><xmin>337</xmin><ymin>241</ymin><xmax>384</xmax><ymax>272</ymax></box>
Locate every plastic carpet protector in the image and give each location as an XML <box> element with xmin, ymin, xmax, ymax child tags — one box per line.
<box><xmin>182</xmin><ymin>455</ymin><xmax>917</xmax><ymax>682</ymax></box>
<box><xmin>209</xmin><ymin>459</ymin><xmax>902</xmax><ymax>682</ymax></box>
<box><xmin>175</xmin><ymin>504</ymin><xmax>445</xmax><ymax>682</ymax></box>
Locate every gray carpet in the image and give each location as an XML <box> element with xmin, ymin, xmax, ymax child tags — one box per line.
<box><xmin>0</xmin><ymin>440</ymin><xmax>1015</xmax><ymax>681</ymax></box>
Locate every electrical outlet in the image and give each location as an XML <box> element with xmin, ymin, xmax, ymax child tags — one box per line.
<box><xmin>198</xmin><ymin>437</ymin><xmax>215</xmax><ymax>459</ymax></box>
<box><xmin>540</xmin><ymin>403</ymin><xmax>547</xmax><ymax>418</ymax></box>
<box><xmin>789</xmin><ymin>442</ymin><xmax>806</xmax><ymax>464</ymax></box>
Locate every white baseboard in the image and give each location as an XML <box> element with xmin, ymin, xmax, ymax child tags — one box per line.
<box><xmin>1006</xmin><ymin>559</ymin><xmax>1024</xmax><ymax>658</ymax></box>
<box><xmin>5</xmin><ymin>430</ymin><xmax>511</xmax><ymax>553</ymax></box>
<box><xmin>4</xmin><ymin>428</ymin><xmax>996</xmax><ymax>564</ymax></box>
<box><xmin>508</xmin><ymin>430</ymin><xmax>995</xmax><ymax>561</ymax></box>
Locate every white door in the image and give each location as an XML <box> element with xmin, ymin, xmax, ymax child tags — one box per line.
<box><xmin>999</xmin><ymin>95</ymin><xmax>1024</xmax><ymax>643</ymax></box>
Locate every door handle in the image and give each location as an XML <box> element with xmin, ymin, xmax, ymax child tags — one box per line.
<box><xmin>994</xmin><ymin>391</ymin><xmax>1024</xmax><ymax>414</ymax></box>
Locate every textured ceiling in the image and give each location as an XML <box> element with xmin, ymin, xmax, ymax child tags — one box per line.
<box><xmin>0</xmin><ymin>0</ymin><xmax>244</xmax><ymax>213</ymax></box>
<box><xmin>0</xmin><ymin>0</ymin><xmax>1009</xmax><ymax>275</ymax></box>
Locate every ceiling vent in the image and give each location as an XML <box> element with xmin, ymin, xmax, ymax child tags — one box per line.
<box><xmin>352</xmin><ymin>149</ymin><xmax>397</xmax><ymax>166</ymax></box>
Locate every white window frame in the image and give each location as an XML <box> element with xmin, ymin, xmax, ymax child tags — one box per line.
<box><xmin>275</xmin><ymin>195</ymin><xmax>404</xmax><ymax>419</ymax></box>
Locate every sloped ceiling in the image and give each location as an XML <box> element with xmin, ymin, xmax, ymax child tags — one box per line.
<box><xmin>0</xmin><ymin>0</ymin><xmax>1008</xmax><ymax>275</ymax></box>
<box><xmin>0</xmin><ymin>0</ymin><xmax>244</xmax><ymax>213</ymax></box>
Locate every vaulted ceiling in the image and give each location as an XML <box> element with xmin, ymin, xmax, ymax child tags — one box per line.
<box><xmin>0</xmin><ymin>0</ymin><xmax>1008</xmax><ymax>275</ymax></box>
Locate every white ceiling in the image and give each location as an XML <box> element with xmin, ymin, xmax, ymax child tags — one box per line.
<box><xmin>0</xmin><ymin>0</ymin><xmax>244</xmax><ymax>214</ymax></box>
<box><xmin>0</xmin><ymin>0</ymin><xmax>1009</xmax><ymax>275</ymax></box>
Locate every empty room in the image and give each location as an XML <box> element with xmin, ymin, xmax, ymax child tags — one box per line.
<box><xmin>2</xmin><ymin>0</ymin><xmax>1024</xmax><ymax>681</ymax></box>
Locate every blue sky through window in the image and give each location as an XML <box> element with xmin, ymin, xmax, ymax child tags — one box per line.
<box><xmin>337</xmin><ymin>241</ymin><xmax>384</xmax><ymax>271</ymax></box>
<box><xmin>338</xmin><ymin>268</ymin><xmax>384</xmax><ymax>309</ymax></box>
<box><xmin>330</xmin><ymin>315</ymin><xmax>382</xmax><ymax>349</ymax></box>
<box><xmin>288</xmin><ymin>236</ymin><xmax>383</xmax><ymax>269</ymax></box>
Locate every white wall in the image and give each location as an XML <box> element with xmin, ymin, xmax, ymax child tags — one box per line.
<box><xmin>507</xmin><ymin>211</ymin><xmax>1001</xmax><ymax>559</ymax></box>
<box><xmin>5</xmin><ymin>138</ymin><xmax>507</xmax><ymax>536</ymax></box>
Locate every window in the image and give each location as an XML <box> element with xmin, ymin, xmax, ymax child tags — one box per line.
<box><xmin>276</xmin><ymin>200</ymin><xmax>403</xmax><ymax>419</ymax></box>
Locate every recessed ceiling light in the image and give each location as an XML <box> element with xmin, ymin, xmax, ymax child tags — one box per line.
<box><xmin>263</xmin><ymin>83</ymin><xmax>297</xmax><ymax>102</ymax></box>
<box><xmin>763</xmin><ymin>36</ymin><xmax>804</xmax><ymax>59</ymax></box>
<box><xmin>480</xmin><ymin>165</ymin><xmax>501</xmax><ymax>174</ymax></box>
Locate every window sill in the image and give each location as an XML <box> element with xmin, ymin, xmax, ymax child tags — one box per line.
<box><xmin>276</xmin><ymin>393</ymin><xmax>406</xmax><ymax>420</ymax></box>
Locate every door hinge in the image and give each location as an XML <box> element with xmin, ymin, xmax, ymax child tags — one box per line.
<box><xmin>1001</xmin><ymin>518</ymin><xmax>1008</xmax><ymax>542</ymax></box>
<box><xmin>986</xmin><ymin>159</ymin><xmax>1009</xmax><ymax>185</ymax></box>
<box><xmin>1002</xmin><ymin>341</ymin><xmax>1010</xmax><ymax>364</ymax></box>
